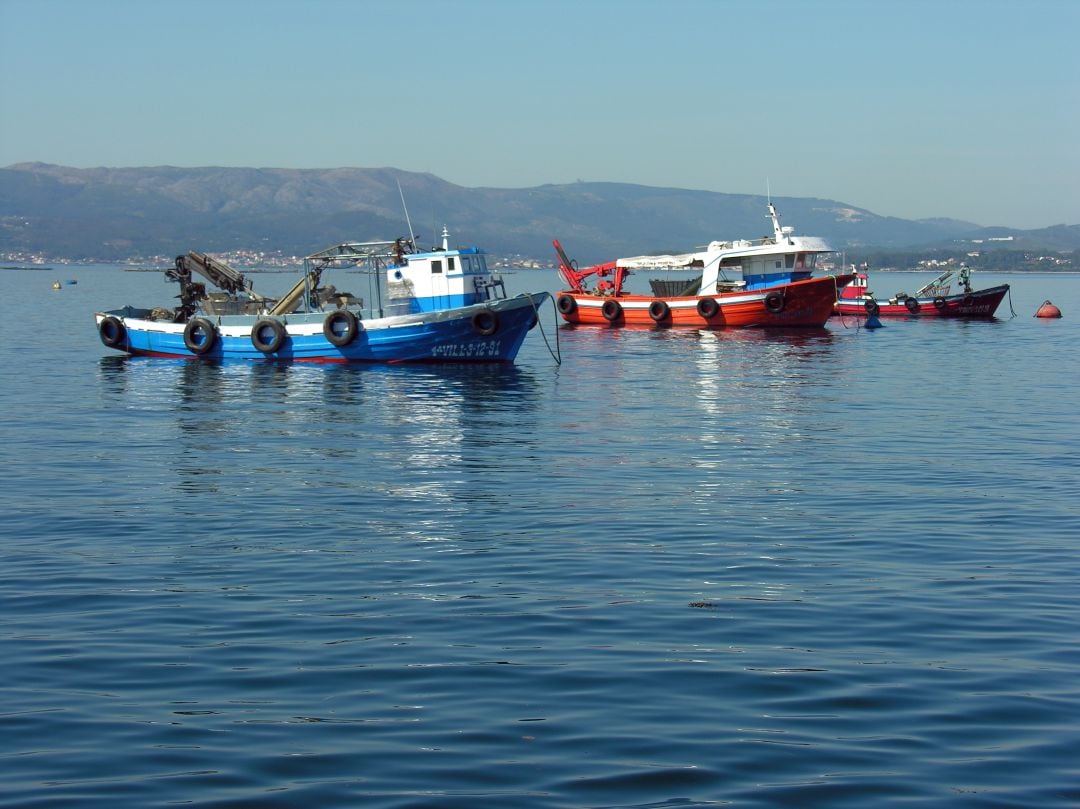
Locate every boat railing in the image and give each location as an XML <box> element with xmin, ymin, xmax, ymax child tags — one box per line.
<box><xmin>920</xmin><ymin>285</ymin><xmax>951</xmax><ymax>298</ymax></box>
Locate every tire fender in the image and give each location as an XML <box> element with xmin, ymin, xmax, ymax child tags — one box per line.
<box><xmin>601</xmin><ymin>299</ymin><xmax>622</xmax><ymax>322</ymax></box>
<box><xmin>251</xmin><ymin>319</ymin><xmax>286</xmax><ymax>353</ymax></box>
<box><xmin>323</xmin><ymin>310</ymin><xmax>359</xmax><ymax>347</ymax></box>
<box><xmin>183</xmin><ymin>318</ymin><xmax>217</xmax><ymax>355</ymax></box>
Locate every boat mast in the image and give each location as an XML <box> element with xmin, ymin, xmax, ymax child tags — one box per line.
<box><xmin>397</xmin><ymin>180</ymin><xmax>417</xmax><ymax>248</ymax></box>
<box><xmin>768</xmin><ymin>201</ymin><xmax>788</xmax><ymax>244</ymax></box>
<box><xmin>765</xmin><ymin>181</ymin><xmax>789</xmax><ymax>244</ymax></box>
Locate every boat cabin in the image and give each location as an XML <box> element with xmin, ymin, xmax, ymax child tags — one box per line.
<box><xmin>605</xmin><ymin>202</ymin><xmax>834</xmax><ymax>296</ymax></box>
<box><xmin>696</xmin><ymin>204</ymin><xmax>831</xmax><ymax>292</ymax></box>
<box><xmin>300</xmin><ymin>227</ymin><xmax>508</xmax><ymax>319</ymax></box>
<box><xmin>387</xmin><ymin>227</ymin><xmax>506</xmax><ymax>314</ymax></box>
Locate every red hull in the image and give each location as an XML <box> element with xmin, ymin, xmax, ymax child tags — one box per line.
<box><xmin>557</xmin><ymin>275</ymin><xmax>853</xmax><ymax>328</ymax></box>
<box><xmin>834</xmin><ymin>284</ymin><xmax>1009</xmax><ymax>319</ymax></box>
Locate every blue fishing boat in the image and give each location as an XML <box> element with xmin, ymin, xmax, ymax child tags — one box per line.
<box><xmin>95</xmin><ymin>229</ymin><xmax>549</xmax><ymax>363</ymax></box>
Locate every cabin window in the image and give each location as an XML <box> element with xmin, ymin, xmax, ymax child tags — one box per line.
<box><xmin>785</xmin><ymin>255</ymin><xmax>795</xmax><ymax>269</ymax></box>
<box><xmin>448</xmin><ymin>257</ymin><xmax>455</xmax><ymax>271</ymax></box>
<box><xmin>432</xmin><ymin>260</ymin><xmax>442</xmax><ymax>274</ymax></box>
<box><xmin>775</xmin><ymin>260</ymin><xmax>782</xmax><ymax>269</ymax></box>
<box><xmin>795</xmin><ymin>253</ymin><xmax>805</xmax><ymax>269</ymax></box>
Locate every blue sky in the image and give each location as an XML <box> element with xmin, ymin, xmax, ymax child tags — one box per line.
<box><xmin>1</xmin><ymin>0</ymin><xmax>1077</xmax><ymax>229</ymax></box>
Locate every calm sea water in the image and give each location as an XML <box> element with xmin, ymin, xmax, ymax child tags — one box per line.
<box><xmin>2</xmin><ymin>266</ymin><xmax>1078</xmax><ymax>808</ymax></box>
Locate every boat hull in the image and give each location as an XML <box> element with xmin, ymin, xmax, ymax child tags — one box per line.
<box><xmin>555</xmin><ymin>275</ymin><xmax>852</xmax><ymax>328</ymax></box>
<box><xmin>834</xmin><ymin>284</ymin><xmax>1009</xmax><ymax>319</ymax></box>
<box><xmin>96</xmin><ymin>293</ymin><xmax>549</xmax><ymax>363</ymax></box>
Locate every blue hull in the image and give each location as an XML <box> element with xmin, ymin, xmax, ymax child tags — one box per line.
<box><xmin>97</xmin><ymin>294</ymin><xmax>548</xmax><ymax>363</ymax></box>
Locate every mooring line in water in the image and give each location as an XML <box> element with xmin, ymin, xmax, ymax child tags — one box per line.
<box><xmin>529</xmin><ymin>293</ymin><xmax>562</xmax><ymax>365</ymax></box>
<box><xmin>834</xmin><ymin>310</ymin><xmax>861</xmax><ymax>331</ymax></box>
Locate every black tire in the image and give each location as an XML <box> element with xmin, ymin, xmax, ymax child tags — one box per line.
<box><xmin>764</xmin><ymin>291</ymin><xmax>785</xmax><ymax>313</ymax></box>
<box><xmin>183</xmin><ymin>318</ymin><xmax>217</xmax><ymax>355</ymax></box>
<box><xmin>251</xmin><ymin>319</ymin><xmax>286</xmax><ymax>353</ymax></box>
<box><xmin>99</xmin><ymin>316</ymin><xmax>126</xmax><ymax>348</ymax></box>
<box><xmin>933</xmin><ymin>296</ymin><xmax>947</xmax><ymax>310</ymax></box>
<box><xmin>905</xmin><ymin>297</ymin><xmax>920</xmax><ymax>313</ymax></box>
<box><xmin>601</xmin><ymin>299</ymin><xmax>622</xmax><ymax>322</ymax></box>
<box><xmin>648</xmin><ymin>300</ymin><xmax>671</xmax><ymax>322</ymax></box>
<box><xmin>556</xmin><ymin>294</ymin><xmax>577</xmax><ymax>315</ymax></box>
<box><xmin>323</xmin><ymin>310</ymin><xmax>359</xmax><ymax>347</ymax></box>
<box><xmin>696</xmin><ymin>297</ymin><xmax>719</xmax><ymax>319</ymax></box>
<box><xmin>471</xmin><ymin>308</ymin><xmax>499</xmax><ymax>336</ymax></box>
<box><xmin>864</xmin><ymin>299</ymin><xmax>880</xmax><ymax>316</ymax></box>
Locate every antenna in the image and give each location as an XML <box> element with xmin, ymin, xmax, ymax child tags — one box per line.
<box><xmin>396</xmin><ymin>179</ymin><xmax>417</xmax><ymax>247</ymax></box>
<box><xmin>766</xmin><ymin>178</ymin><xmax>771</xmax><ymax>204</ymax></box>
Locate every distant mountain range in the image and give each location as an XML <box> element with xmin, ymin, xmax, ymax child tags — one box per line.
<box><xmin>2</xmin><ymin>162</ymin><xmax>1078</xmax><ymax>264</ymax></box>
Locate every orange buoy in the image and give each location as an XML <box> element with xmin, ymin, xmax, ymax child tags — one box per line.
<box><xmin>1035</xmin><ymin>300</ymin><xmax>1062</xmax><ymax>318</ymax></box>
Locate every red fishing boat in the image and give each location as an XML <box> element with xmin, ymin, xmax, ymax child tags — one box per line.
<box><xmin>834</xmin><ymin>266</ymin><xmax>1010</xmax><ymax>319</ymax></box>
<box><xmin>553</xmin><ymin>203</ymin><xmax>853</xmax><ymax>329</ymax></box>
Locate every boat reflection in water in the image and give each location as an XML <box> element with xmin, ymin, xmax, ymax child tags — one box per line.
<box><xmin>95</xmin><ymin>355</ymin><xmax>544</xmax><ymax>506</ymax></box>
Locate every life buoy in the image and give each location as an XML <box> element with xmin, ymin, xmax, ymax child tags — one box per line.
<box><xmin>905</xmin><ymin>297</ymin><xmax>920</xmax><ymax>313</ymax></box>
<box><xmin>764</xmin><ymin>291</ymin><xmax>785</xmax><ymax>314</ymax></box>
<box><xmin>323</xmin><ymin>310</ymin><xmax>359</xmax><ymax>347</ymax></box>
<box><xmin>471</xmin><ymin>308</ymin><xmax>499</xmax><ymax>336</ymax></box>
<box><xmin>864</xmin><ymin>299</ymin><xmax>880</xmax><ymax>316</ymax></box>
<box><xmin>98</xmin><ymin>316</ymin><xmax>126</xmax><ymax>348</ymax></box>
<box><xmin>933</xmin><ymin>296</ymin><xmax>947</xmax><ymax>310</ymax></box>
<box><xmin>696</xmin><ymin>297</ymin><xmax>719</xmax><ymax>319</ymax></box>
<box><xmin>601</xmin><ymin>299</ymin><xmax>622</xmax><ymax>322</ymax></box>
<box><xmin>648</xmin><ymin>300</ymin><xmax>670</xmax><ymax>322</ymax></box>
<box><xmin>556</xmin><ymin>294</ymin><xmax>577</xmax><ymax>315</ymax></box>
<box><xmin>183</xmin><ymin>318</ymin><xmax>217</xmax><ymax>355</ymax></box>
<box><xmin>251</xmin><ymin>319</ymin><xmax>286</xmax><ymax>353</ymax></box>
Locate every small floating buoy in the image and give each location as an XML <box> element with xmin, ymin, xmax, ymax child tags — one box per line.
<box><xmin>864</xmin><ymin>312</ymin><xmax>884</xmax><ymax>329</ymax></box>
<box><xmin>1035</xmin><ymin>300</ymin><xmax>1062</xmax><ymax>318</ymax></box>
<box><xmin>51</xmin><ymin>280</ymin><xmax>61</xmax><ymax>290</ymax></box>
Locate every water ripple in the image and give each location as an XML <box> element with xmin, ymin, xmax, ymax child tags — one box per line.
<box><xmin>2</xmin><ymin>270</ymin><xmax>1079</xmax><ymax>806</ymax></box>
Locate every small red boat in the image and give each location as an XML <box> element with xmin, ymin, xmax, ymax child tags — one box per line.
<box><xmin>834</xmin><ymin>266</ymin><xmax>1010</xmax><ymax>319</ymax></box>
<box><xmin>553</xmin><ymin>203</ymin><xmax>853</xmax><ymax>329</ymax></box>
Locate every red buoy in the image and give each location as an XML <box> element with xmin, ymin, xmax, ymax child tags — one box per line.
<box><xmin>1035</xmin><ymin>300</ymin><xmax>1062</xmax><ymax>318</ymax></box>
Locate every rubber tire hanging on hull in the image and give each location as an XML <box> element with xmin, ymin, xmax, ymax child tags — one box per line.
<box><xmin>602</xmin><ymin>299</ymin><xmax>622</xmax><ymax>322</ymax></box>
<box><xmin>864</xmin><ymin>299</ymin><xmax>880</xmax><ymax>316</ymax></box>
<box><xmin>99</xmin><ymin>316</ymin><xmax>126</xmax><ymax>348</ymax></box>
<box><xmin>183</xmin><ymin>318</ymin><xmax>217</xmax><ymax>355</ymax></box>
<box><xmin>764</xmin><ymin>291</ymin><xmax>785</xmax><ymax>314</ymax></box>
<box><xmin>905</xmin><ymin>297</ymin><xmax>921</xmax><ymax>313</ymax></box>
<box><xmin>471</xmin><ymin>309</ymin><xmax>500</xmax><ymax>336</ymax></box>
<box><xmin>251</xmin><ymin>319</ymin><xmax>286</xmax><ymax>353</ymax></box>
<box><xmin>933</xmin><ymin>296</ymin><xmax>947</xmax><ymax>311</ymax></box>
<box><xmin>323</xmin><ymin>310</ymin><xmax>359</xmax><ymax>347</ymax></box>
<box><xmin>556</xmin><ymin>294</ymin><xmax>577</xmax><ymax>315</ymax></box>
<box><xmin>648</xmin><ymin>300</ymin><xmax>670</xmax><ymax>323</ymax></box>
<box><xmin>696</xmin><ymin>297</ymin><xmax>719</xmax><ymax>319</ymax></box>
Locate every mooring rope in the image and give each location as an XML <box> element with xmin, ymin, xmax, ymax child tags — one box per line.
<box><xmin>528</xmin><ymin>292</ymin><xmax>562</xmax><ymax>365</ymax></box>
